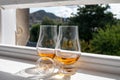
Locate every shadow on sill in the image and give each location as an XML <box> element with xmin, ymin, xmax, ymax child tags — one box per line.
<box><xmin>0</xmin><ymin>56</ymin><xmax>35</xmax><ymax>65</ymax></box>
<box><xmin>0</xmin><ymin>71</ymin><xmax>32</xmax><ymax>80</ymax></box>
<box><xmin>77</xmin><ymin>69</ymin><xmax>120</xmax><ymax>80</ymax></box>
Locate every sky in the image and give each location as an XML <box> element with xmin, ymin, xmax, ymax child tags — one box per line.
<box><xmin>30</xmin><ymin>3</ymin><xmax>120</xmax><ymax>19</ymax></box>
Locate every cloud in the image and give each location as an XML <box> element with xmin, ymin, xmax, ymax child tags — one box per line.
<box><xmin>109</xmin><ymin>4</ymin><xmax>120</xmax><ymax>19</ymax></box>
<box><xmin>30</xmin><ymin>6</ymin><xmax>78</xmax><ymax>18</ymax></box>
<box><xmin>30</xmin><ymin>8</ymin><xmax>38</xmax><ymax>13</ymax></box>
<box><xmin>54</xmin><ymin>6</ymin><xmax>74</xmax><ymax>18</ymax></box>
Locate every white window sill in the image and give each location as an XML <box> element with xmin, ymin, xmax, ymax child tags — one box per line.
<box><xmin>0</xmin><ymin>44</ymin><xmax>120</xmax><ymax>79</ymax></box>
<box><xmin>0</xmin><ymin>56</ymin><xmax>120</xmax><ymax>80</ymax></box>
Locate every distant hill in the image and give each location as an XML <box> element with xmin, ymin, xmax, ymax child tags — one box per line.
<box><xmin>29</xmin><ymin>10</ymin><xmax>61</xmax><ymax>25</ymax></box>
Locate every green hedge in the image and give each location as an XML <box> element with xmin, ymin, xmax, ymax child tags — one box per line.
<box><xmin>90</xmin><ymin>24</ymin><xmax>120</xmax><ymax>56</ymax></box>
<box><xmin>29</xmin><ymin>24</ymin><xmax>40</xmax><ymax>42</ymax></box>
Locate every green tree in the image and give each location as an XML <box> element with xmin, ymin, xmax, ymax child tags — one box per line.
<box><xmin>69</xmin><ymin>4</ymin><xmax>116</xmax><ymax>42</ymax></box>
<box><xmin>29</xmin><ymin>24</ymin><xmax>40</xmax><ymax>42</ymax></box>
<box><xmin>90</xmin><ymin>24</ymin><xmax>120</xmax><ymax>56</ymax></box>
<box><xmin>41</xmin><ymin>16</ymin><xmax>55</xmax><ymax>25</ymax></box>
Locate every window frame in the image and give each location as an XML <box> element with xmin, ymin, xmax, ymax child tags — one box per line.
<box><xmin>0</xmin><ymin>0</ymin><xmax>120</xmax><ymax>9</ymax></box>
<box><xmin>0</xmin><ymin>0</ymin><xmax>120</xmax><ymax>75</ymax></box>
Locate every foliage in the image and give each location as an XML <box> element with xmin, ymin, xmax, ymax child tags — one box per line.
<box><xmin>41</xmin><ymin>16</ymin><xmax>55</xmax><ymax>25</ymax></box>
<box><xmin>29</xmin><ymin>24</ymin><xmax>40</xmax><ymax>42</ymax></box>
<box><xmin>69</xmin><ymin>4</ymin><xmax>116</xmax><ymax>42</ymax></box>
<box><xmin>80</xmin><ymin>40</ymin><xmax>90</xmax><ymax>52</ymax></box>
<box><xmin>90</xmin><ymin>24</ymin><xmax>120</xmax><ymax>56</ymax></box>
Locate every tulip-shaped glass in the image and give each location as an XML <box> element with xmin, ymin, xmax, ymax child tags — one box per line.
<box><xmin>55</xmin><ymin>26</ymin><xmax>81</xmax><ymax>75</ymax></box>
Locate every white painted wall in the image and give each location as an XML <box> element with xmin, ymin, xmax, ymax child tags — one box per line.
<box><xmin>1</xmin><ymin>9</ymin><xmax>16</xmax><ymax>45</ymax></box>
<box><xmin>0</xmin><ymin>10</ymin><xmax>1</xmax><ymax>43</ymax></box>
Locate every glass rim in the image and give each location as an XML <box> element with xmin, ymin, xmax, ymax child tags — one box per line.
<box><xmin>40</xmin><ymin>25</ymin><xmax>57</xmax><ymax>27</ymax></box>
<box><xmin>59</xmin><ymin>25</ymin><xmax>78</xmax><ymax>31</ymax></box>
<box><xmin>59</xmin><ymin>26</ymin><xmax>78</xmax><ymax>29</ymax></box>
<box><xmin>59</xmin><ymin>25</ymin><xmax>78</xmax><ymax>27</ymax></box>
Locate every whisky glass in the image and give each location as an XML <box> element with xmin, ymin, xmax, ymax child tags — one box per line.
<box><xmin>36</xmin><ymin>25</ymin><xmax>57</xmax><ymax>77</ymax></box>
<box><xmin>55</xmin><ymin>26</ymin><xmax>81</xmax><ymax>75</ymax></box>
